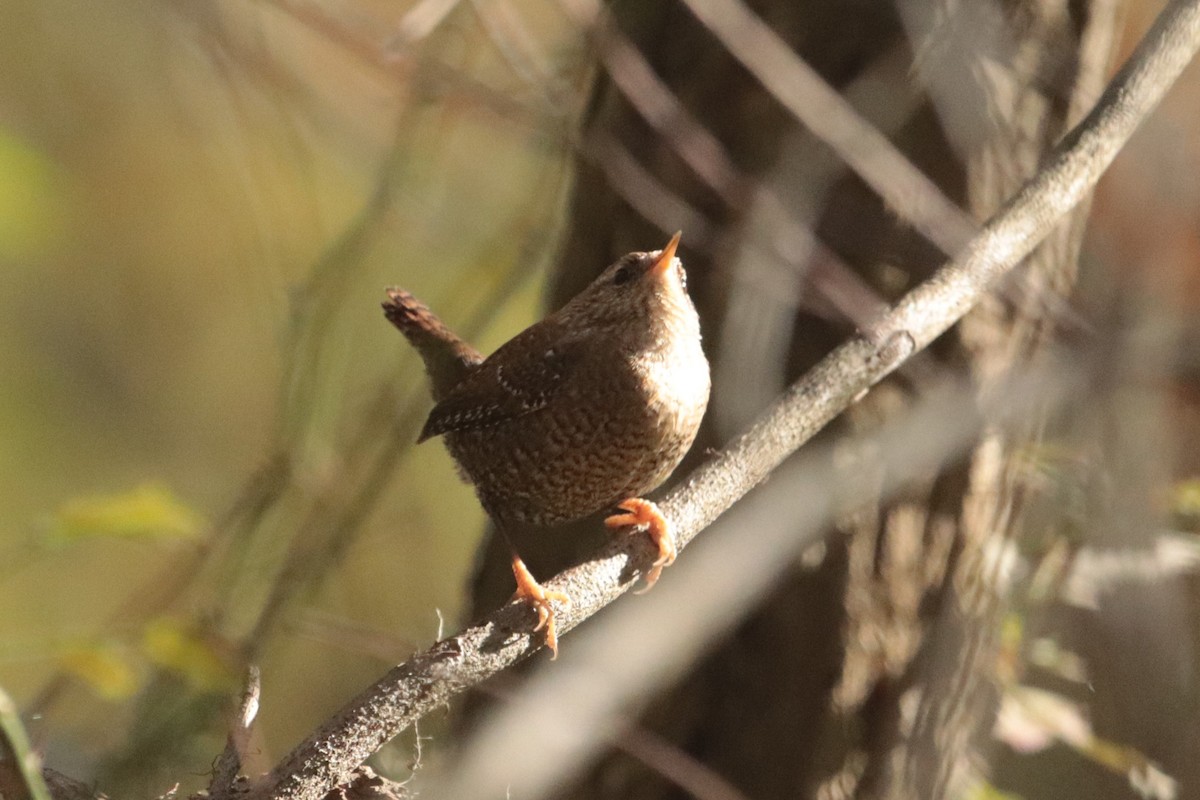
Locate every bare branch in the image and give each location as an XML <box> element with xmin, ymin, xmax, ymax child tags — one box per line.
<box><xmin>208</xmin><ymin>666</ymin><xmax>263</xmax><ymax>800</ymax></box>
<box><xmin>676</xmin><ymin>0</ymin><xmax>977</xmax><ymax>254</ymax></box>
<box><xmin>563</xmin><ymin>0</ymin><xmax>899</xmax><ymax>329</ymax></box>
<box><xmin>245</xmin><ymin>3</ymin><xmax>1200</xmax><ymax>799</ymax></box>
<box><xmin>614</xmin><ymin>728</ymin><xmax>753</xmax><ymax>800</ymax></box>
<box><xmin>0</xmin><ymin>687</ymin><xmax>51</xmax><ymax>800</ymax></box>
<box><xmin>391</xmin><ymin>0</ymin><xmax>464</xmax><ymax>45</ymax></box>
<box><xmin>41</xmin><ymin>770</ymin><xmax>107</xmax><ymax>800</ymax></box>
<box><xmin>422</xmin><ymin>344</ymin><xmax>1086</xmax><ymax>800</ymax></box>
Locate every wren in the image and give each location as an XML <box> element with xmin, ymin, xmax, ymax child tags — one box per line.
<box><xmin>382</xmin><ymin>232</ymin><xmax>709</xmax><ymax>656</ymax></box>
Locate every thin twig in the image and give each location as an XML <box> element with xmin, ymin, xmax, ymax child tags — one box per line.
<box><xmin>245</xmin><ymin>3</ymin><xmax>1200</xmax><ymax>799</ymax></box>
<box><xmin>0</xmin><ymin>687</ymin><xmax>52</xmax><ymax>800</ymax></box>
<box><xmin>562</xmin><ymin>0</ymin><xmax>899</xmax><ymax>329</ymax></box>
<box><xmin>613</xmin><ymin>728</ymin><xmax>753</xmax><ymax>800</ymax></box>
<box><xmin>675</xmin><ymin>0</ymin><xmax>977</xmax><ymax>255</ymax></box>
<box><xmin>41</xmin><ymin>770</ymin><xmax>107</xmax><ymax>800</ymax></box>
<box><xmin>465</xmin><ymin>677</ymin><xmax>754</xmax><ymax>800</ymax></box>
<box><xmin>470</xmin><ymin>0</ymin><xmax>562</xmax><ymax>101</ymax></box>
<box><xmin>208</xmin><ymin>666</ymin><xmax>262</xmax><ymax>800</ymax></box>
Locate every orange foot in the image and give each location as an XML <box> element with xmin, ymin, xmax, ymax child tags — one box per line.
<box><xmin>510</xmin><ymin>555</ymin><xmax>571</xmax><ymax>659</ymax></box>
<box><xmin>605</xmin><ymin>498</ymin><xmax>676</xmax><ymax>592</ymax></box>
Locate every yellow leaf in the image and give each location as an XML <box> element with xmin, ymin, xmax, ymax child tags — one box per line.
<box><xmin>141</xmin><ymin>617</ymin><xmax>235</xmax><ymax>692</ymax></box>
<box><xmin>61</xmin><ymin>642</ymin><xmax>141</xmax><ymax>700</ymax></box>
<box><xmin>50</xmin><ymin>483</ymin><xmax>204</xmax><ymax>542</ymax></box>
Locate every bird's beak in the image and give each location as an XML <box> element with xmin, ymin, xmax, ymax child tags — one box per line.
<box><xmin>651</xmin><ymin>231</ymin><xmax>682</xmax><ymax>276</ymax></box>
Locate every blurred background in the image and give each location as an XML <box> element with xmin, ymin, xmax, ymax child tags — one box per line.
<box><xmin>0</xmin><ymin>1</ymin><xmax>1197</xmax><ymax>799</ymax></box>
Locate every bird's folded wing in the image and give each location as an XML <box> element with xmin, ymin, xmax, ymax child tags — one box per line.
<box><xmin>418</xmin><ymin>326</ymin><xmax>582</xmax><ymax>441</ymax></box>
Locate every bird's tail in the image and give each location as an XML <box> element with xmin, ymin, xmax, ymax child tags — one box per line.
<box><xmin>382</xmin><ymin>288</ymin><xmax>483</xmax><ymax>400</ymax></box>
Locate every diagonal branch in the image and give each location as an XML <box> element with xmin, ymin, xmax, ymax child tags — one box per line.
<box><xmin>245</xmin><ymin>2</ymin><xmax>1200</xmax><ymax>800</ymax></box>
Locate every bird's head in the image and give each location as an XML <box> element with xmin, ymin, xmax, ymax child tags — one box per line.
<box><xmin>558</xmin><ymin>232</ymin><xmax>698</xmax><ymax>337</ymax></box>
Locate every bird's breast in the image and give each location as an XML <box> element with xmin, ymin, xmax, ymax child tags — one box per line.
<box><xmin>632</xmin><ymin>337</ymin><xmax>710</xmax><ymax>429</ymax></box>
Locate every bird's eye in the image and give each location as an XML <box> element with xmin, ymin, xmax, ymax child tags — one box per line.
<box><xmin>612</xmin><ymin>264</ymin><xmax>635</xmax><ymax>286</ymax></box>
<box><xmin>677</xmin><ymin>265</ymin><xmax>688</xmax><ymax>292</ymax></box>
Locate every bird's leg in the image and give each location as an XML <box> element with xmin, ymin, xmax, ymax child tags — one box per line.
<box><xmin>605</xmin><ymin>498</ymin><xmax>676</xmax><ymax>592</ymax></box>
<box><xmin>500</xmin><ymin>532</ymin><xmax>571</xmax><ymax>659</ymax></box>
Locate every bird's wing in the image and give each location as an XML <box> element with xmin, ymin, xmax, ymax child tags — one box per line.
<box><xmin>418</xmin><ymin>324</ymin><xmax>582</xmax><ymax>441</ymax></box>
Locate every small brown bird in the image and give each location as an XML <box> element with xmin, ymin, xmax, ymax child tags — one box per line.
<box><xmin>383</xmin><ymin>232</ymin><xmax>709</xmax><ymax>656</ymax></box>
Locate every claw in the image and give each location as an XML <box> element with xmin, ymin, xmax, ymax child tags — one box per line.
<box><xmin>510</xmin><ymin>555</ymin><xmax>571</xmax><ymax>659</ymax></box>
<box><xmin>605</xmin><ymin>497</ymin><xmax>676</xmax><ymax>591</ymax></box>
